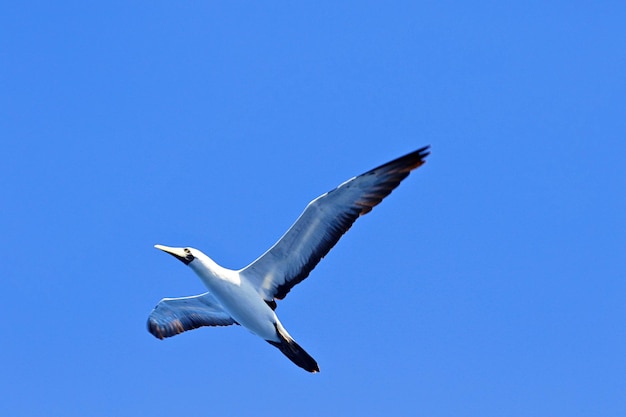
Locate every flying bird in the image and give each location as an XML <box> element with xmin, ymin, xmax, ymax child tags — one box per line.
<box><xmin>148</xmin><ymin>146</ymin><xmax>430</xmax><ymax>372</ymax></box>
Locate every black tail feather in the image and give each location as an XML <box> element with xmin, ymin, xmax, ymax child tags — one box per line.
<box><xmin>267</xmin><ymin>326</ymin><xmax>319</xmax><ymax>373</ymax></box>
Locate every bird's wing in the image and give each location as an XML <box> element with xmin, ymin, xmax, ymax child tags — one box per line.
<box><xmin>147</xmin><ymin>292</ymin><xmax>236</xmax><ymax>339</ymax></box>
<box><xmin>241</xmin><ymin>146</ymin><xmax>430</xmax><ymax>302</ymax></box>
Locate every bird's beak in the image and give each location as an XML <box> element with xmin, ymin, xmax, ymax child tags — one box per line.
<box><xmin>154</xmin><ymin>244</ymin><xmax>193</xmax><ymax>265</ymax></box>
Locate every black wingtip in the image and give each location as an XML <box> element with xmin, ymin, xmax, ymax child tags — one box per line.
<box><xmin>418</xmin><ymin>144</ymin><xmax>431</xmax><ymax>159</ymax></box>
<box><xmin>359</xmin><ymin>145</ymin><xmax>430</xmax><ymax>179</ymax></box>
<box><xmin>147</xmin><ymin>318</ymin><xmax>167</xmax><ymax>340</ymax></box>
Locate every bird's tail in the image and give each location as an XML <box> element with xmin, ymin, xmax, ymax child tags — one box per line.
<box><xmin>267</xmin><ymin>324</ymin><xmax>319</xmax><ymax>373</ymax></box>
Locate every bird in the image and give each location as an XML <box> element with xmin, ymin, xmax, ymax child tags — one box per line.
<box><xmin>147</xmin><ymin>146</ymin><xmax>430</xmax><ymax>373</ymax></box>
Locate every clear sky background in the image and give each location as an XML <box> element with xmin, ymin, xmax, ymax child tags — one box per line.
<box><xmin>1</xmin><ymin>2</ymin><xmax>625</xmax><ymax>416</ymax></box>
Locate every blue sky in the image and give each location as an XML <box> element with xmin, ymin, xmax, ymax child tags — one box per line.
<box><xmin>1</xmin><ymin>2</ymin><xmax>625</xmax><ymax>416</ymax></box>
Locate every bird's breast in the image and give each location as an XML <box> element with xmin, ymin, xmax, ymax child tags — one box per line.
<box><xmin>193</xmin><ymin>267</ymin><xmax>278</xmax><ymax>340</ymax></box>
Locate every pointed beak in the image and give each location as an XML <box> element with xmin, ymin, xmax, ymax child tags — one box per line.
<box><xmin>154</xmin><ymin>244</ymin><xmax>193</xmax><ymax>265</ymax></box>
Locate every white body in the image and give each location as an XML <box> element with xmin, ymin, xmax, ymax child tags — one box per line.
<box><xmin>190</xmin><ymin>251</ymin><xmax>283</xmax><ymax>342</ymax></box>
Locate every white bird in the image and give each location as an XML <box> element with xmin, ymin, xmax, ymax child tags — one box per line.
<box><xmin>148</xmin><ymin>146</ymin><xmax>430</xmax><ymax>372</ymax></box>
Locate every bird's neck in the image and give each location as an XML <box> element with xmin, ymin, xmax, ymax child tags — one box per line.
<box><xmin>191</xmin><ymin>254</ymin><xmax>240</xmax><ymax>288</ymax></box>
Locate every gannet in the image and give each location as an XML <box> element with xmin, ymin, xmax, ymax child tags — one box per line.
<box><xmin>148</xmin><ymin>146</ymin><xmax>430</xmax><ymax>372</ymax></box>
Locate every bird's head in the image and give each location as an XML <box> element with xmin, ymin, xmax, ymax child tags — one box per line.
<box><xmin>154</xmin><ymin>244</ymin><xmax>196</xmax><ymax>265</ymax></box>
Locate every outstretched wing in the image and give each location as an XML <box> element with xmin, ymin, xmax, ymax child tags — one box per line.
<box><xmin>241</xmin><ymin>146</ymin><xmax>430</xmax><ymax>302</ymax></box>
<box><xmin>147</xmin><ymin>292</ymin><xmax>236</xmax><ymax>339</ymax></box>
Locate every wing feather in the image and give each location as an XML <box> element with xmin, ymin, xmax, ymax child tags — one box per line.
<box><xmin>241</xmin><ymin>146</ymin><xmax>430</xmax><ymax>301</ymax></box>
<box><xmin>147</xmin><ymin>292</ymin><xmax>236</xmax><ymax>339</ymax></box>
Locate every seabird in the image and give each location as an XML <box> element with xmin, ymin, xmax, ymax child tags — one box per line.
<box><xmin>148</xmin><ymin>146</ymin><xmax>430</xmax><ymax>372</ymax></box>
